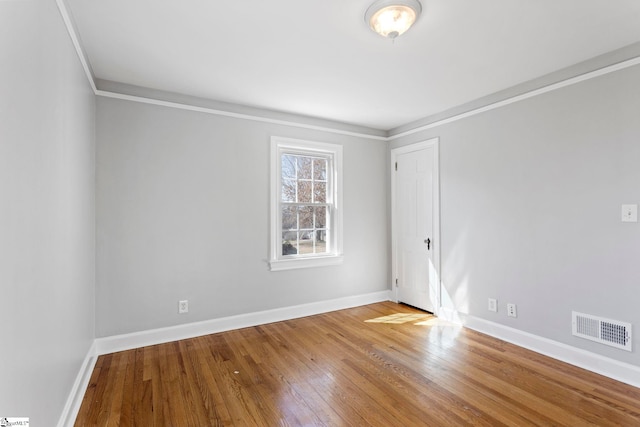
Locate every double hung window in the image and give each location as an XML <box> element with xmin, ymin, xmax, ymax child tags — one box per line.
<box><xmin>270</xmin><ymin>137</ymin><xmax>343</xmax><ymax>271</ymax></box>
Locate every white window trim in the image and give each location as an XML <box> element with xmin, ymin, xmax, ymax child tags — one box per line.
<box><xmin>269</xmin><ymin>136</ymin><xmax>343</xmax><ymax>271</ymax></box>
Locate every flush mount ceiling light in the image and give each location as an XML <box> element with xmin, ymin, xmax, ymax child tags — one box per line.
<box><xmin>365</xmin><ymin>0</ymin><xmax>422</xmax><ymax>39</ymax></box>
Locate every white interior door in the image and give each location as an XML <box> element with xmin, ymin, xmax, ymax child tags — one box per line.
<box><xmin>392</xmin><ymin>139</ymin><xmax>439</xmax><ymax>313</ymax></box>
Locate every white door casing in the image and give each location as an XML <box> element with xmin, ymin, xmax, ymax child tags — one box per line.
<box><xmin>391</xmin><ymin>139</ymin><xmax>440</xmax><ymax>313</ymax></box>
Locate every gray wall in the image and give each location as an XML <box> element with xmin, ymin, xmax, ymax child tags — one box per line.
<box><xmin>96</xmin><ymin>97</ymin><xmax>389</xmax><ymax>337</ymax></box>
<box><xmin>391</xmin><ymin>64</ymin><xmax>640</xmax><ymax>366</ymax></box>
<box><xmin>0</xmin><ymin>0</ymin><xmax>96</xmax><ymax>423</ymax></box>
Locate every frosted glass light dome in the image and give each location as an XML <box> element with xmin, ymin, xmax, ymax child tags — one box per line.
<box><xmin>365</xmin><ymin>0</ymin><xmax>422</xmax><ymax>39</ymax></box>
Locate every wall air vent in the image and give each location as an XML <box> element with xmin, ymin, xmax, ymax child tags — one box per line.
<box><xmin>572</xmin><ymin>311</ymin><xmax>632</xmax><ymax>352</ymax></box>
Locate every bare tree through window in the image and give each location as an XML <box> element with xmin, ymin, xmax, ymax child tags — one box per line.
<box><xmin>281</xmin><ymin>154</ymin><xmax>329</xmax><ymax>256</ymax></box>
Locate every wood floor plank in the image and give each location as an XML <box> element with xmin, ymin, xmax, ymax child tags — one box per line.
<box><xmin>95</xmin><ymin>352</ymin><xmax>120</xmax><ymax>426</ymax></box>
<box><xmin>178</xmin><ymin>339</ymin><xmax>223</xmax><ymax>426</ymax></box>
<box><xmin>444</xmin><ymin>331</ymin><xmax>635</xmax><ymax>426</ymax></box>
<box><xmin>158</xmin><ymin>342</ymin><xmax>188</xmax><ymax>426</ymax></box>
<box><xmin>203</xmin><ymin>333</ymin><xmax>261</xmax><ymax>426</ymax></box>
<box><xmin>191</xmin><ymin>336</ymin><xmax>232</xmax><ymax>425</ymax></box>
<box><xmin>131</xmin><ymin>348</ymin><xmax>148</xmax><ymax>426</ymax></box>
<box><xmin>75</xmin><ymin>302</ymin><xmax>640</xmax><ymax>426</ymax></box>
<box><xmin>148</xmin><ymin>345</ymin><xmax>164</xmax><ymax>427</ymax></box>
<box><xmin>105</xmin><ymin>351</ymin><xmax>130</xmax><ymax>427</ymax></box>
<box><xmin>244</xmin><ymin>327</ymin><xmax>344</xmax><ymax>425</ymax></box>
<box><xmin>74</xmin><ymin>356</ymin><xmax>102</xmax><ymax>425</ymax></box>
<box><xmin>325</xmin><ymin>326</ymin><xmax>496</xmax><ymax>426</ymax></box>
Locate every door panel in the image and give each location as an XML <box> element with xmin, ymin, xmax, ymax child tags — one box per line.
<box><xmin>395</xmin><ymin>143</ymin><xmax>437</xmax><ymax>313</ymax></box>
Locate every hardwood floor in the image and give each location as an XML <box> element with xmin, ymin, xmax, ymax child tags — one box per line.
<box><xmin>75</xmin><ymin>302</ymin><xmax>640</xmax><ymax>426</ymax></box>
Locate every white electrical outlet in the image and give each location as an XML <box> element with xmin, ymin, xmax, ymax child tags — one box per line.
<box><xmin>621</xmin><ymin>204</ymin><xmax>638</xmax><ymax>222</ymax></box>
<box><xmin>507</xmin><ymin>303</ymin><xmax>517</xmax><ymax>318</ymax></box>
<box><xmin>178</xmin><ymin>300</ymin><xmax>189</xmax><ymax>314</ymax></box>
<box><xmin>488</xmin><ymin>298</ymin><xmax>497</xmax><ymax>312</ymax></box>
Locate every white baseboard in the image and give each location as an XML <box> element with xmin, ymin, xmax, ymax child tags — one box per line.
<box><xmin>462</xmin><ymin>314</ymin><xmax>640</xmax><ymax>389</ymax></box>
<box><xmin>95</xmin><ymin>290</ymin><xmax>392</xmax><ymax>355</ymax></box>
<box><xmin>57</xmin><ymin>341</ymin><xmax>98</xmax><ymax>427</ymax></box>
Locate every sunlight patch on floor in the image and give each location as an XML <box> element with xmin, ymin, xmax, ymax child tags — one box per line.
<box><xmin>365</xmin><ymin>313</ymin><xmax>433</xmax><ymax>324</ymax></box>
<box><xmin>414</xmin><ymin>318</ymin><xmax>460</xmax><ymax>327</ymax></box>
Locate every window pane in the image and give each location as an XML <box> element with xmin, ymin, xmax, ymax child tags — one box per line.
<box><xmin>315</xmin><ymin>206</ymin><xmax>327</xmax><ymax>228</ymax></box>
<box><xmin>298</xmin><ymin>180</ymin><xmax>312</xmax><ymax>203</ymax></box>
<box><xmin>281</xmin><ymin>179</ymin><xmax>296</xmax><ymax>202</ymax></box>
<box><xmin>315</xmin><ymin>232</ymin><xmax>327</xmax><ymax>254</ymax></box>
<box><xmin>282</xmin><ymin>155</ymin><xmax>296</xmax><ymax>179</ymax></box>
<box><xmin>282</xmin><ymin>232</ymin><xmax>298</xmax><ymax>255</ymax></box>
<box><xmin>314</xmin><ymin>182</ymin><xmax>326</xmax><ymax>203</ymax></box>
<box><xmin>314</xmin><ymin>159</ymin><xmax>327</xmax><ymax>181</ymax></box>
<box><xmin>298</xmin><ymin>157</ymin><xmax>312</xmax><ymax>179</ymax></box>
<box><xmin>299</xmin><ymin>206</ymin><xmax>313</xmax><ymax>229</ymax></box>
<box><xmin>282</xmin><ymin>230</ymin><xmax>297</xmax><ymax>241</ymax></box>
<box><xmin>297</xmin><ymin>232</ymin><xmax>314</xmax><ymax>254</ymax></box>
<box><xmin>282</xmin><ymin>206</ymin><xmax>297</xmax><ymax>230</ymax></box>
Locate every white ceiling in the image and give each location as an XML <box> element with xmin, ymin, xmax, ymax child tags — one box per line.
<box><xmin>65</xmin><ymin>0</ymin><xmax>640</xmax><ymax>130</ymax></box>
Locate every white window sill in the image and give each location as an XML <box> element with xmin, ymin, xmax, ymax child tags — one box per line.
<box><xmin>269</xmin><ymin>254</ymin><xmax>344</xmax><ymax>271</ymax></box>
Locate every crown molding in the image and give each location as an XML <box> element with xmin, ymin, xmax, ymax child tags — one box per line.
<box><xmin>388</xmin><ymin>43</ymin><xmax>640</xmax><ymax>140</ymax></box>
<box><xmin>57</xmin><ymin>0</ymin><xmax>640</xmax><ymax>143</ymax></box>
<box><xmin>95</xmin><ymin>85</ymin><xmax>388</xmax><ymax>141</ymax></box>
<box><xmin>56</xmin><ymin>1</ymin><xmax>387</xmax><ymax>141</ymax></box>
<box><xmin>56</xmin><ymin>0</ymin><xmax>96</xmax><ymax>93</ymax></box>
